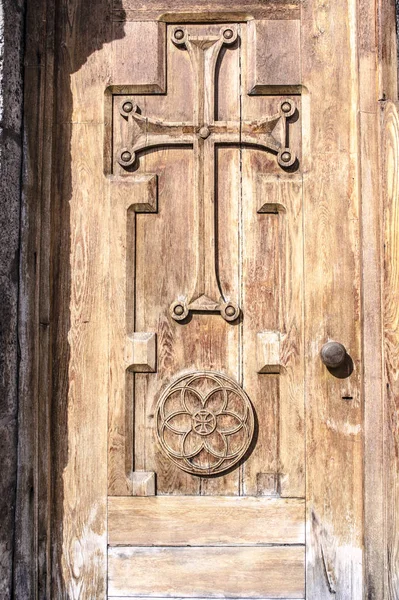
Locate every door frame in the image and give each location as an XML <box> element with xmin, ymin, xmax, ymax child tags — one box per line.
<box><xmin>15</xmin><ymin>0</ymin><xmax>398</xmax><ymax>597</ymax></box>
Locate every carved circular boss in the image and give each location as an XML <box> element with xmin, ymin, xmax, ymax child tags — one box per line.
<box><xmin>155</xmin><ymin>372</ymin><xmax>254</xmax><ymax>475</ymax></box>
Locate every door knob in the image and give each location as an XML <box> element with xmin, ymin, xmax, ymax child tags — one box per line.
<box><xmin>320</xmin><ymin>341</ymin><xmax>347</xmax><ymax>369</ymax></box>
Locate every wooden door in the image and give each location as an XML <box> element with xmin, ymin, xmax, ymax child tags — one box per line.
<box><xmin>107</xmin><ymin>18</ymin><xmax>306</xmax><ymax>599</ymax></box>
<box><xmin>34</xmin><ymin>0</ymin><xmax>390</xmax><ymax>597</ymax></box>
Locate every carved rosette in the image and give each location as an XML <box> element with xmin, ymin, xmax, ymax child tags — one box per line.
<box><xmin>155</xmin><ymin>372</ymin><xmax>254</xmax><ymax>475</ymax></box>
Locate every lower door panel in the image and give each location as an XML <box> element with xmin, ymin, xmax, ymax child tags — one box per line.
<box><xmin>107</xmin><ymin>496</ymin><xmax>305</xmax><ymax>599</ymax></box>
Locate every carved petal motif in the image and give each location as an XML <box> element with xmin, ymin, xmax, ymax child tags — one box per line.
<box><xmin>204</xmin><ymin>389</ymin><xmax>227</xmax><ymax>414</ymax></box>
<box><xmin>165</xmin><ymin>412</ymin><xmax>192</xmax><ymax>434</ymax></box>
<box><xmin>216</xmin><ymin>412</ymin><xmax>243</xmax><ymax>435</ymax></box>
<box><xmin>182</xmin><ymin>388</ymin><xmax>203</xmax><ymax>415</ymax></box>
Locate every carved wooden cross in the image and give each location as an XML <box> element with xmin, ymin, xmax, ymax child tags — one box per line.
<box><xmin>118</xmin><ymin>25</ymin><xmax>296</xmax><ymax>322</ymax></box>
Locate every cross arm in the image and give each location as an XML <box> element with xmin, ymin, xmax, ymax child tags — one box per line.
<box><xmin>118</xmin><ymin>101</ymin><xmax>196</xmax><ymax>168</ymax></box>
<box><xmin>211</xmin><ymin>99</ymin><xmax>297</xmax><ymax>168</ymax></box>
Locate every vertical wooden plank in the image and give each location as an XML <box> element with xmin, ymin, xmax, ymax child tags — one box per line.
<box><xmin>2</xmin><ymin>0</ymin><xmax>38</xmax><ymax>596</ymax></box>
<box><xmin>302</xmin><ymin>0</ymin><xmax>363</xmax><ymax>597</ymax></box>
<box><xmin>358</xmin><ymin>1</ymin><xmax>386</xmax><ymax>598</ymax></box>
<box><xmin>249</xmin><ymin>174</ymin><xmax>305</xmax><ymax>499</ymax></box>
<box><xmin>383</xmin><ymin>100</ymin><xmax>399</xmax><ymax>600</ymax></box>
<box><xmin>277</xmin><ymin>176</ymin><xmax>305</xmax><ymax>498</ymax></box>
<box><xmin>200</xmin><ymin>25</ymin><xmax>241</xmax><ymax>495</ymax></box>
<box><xmin>240</xmin><ymin>21</ymin><xmax>304</xmax><ymax>497</ymax></box>
<box><xmin>108</xmin><ymin>177</ymin><xmax>157</xmax><ymax>496</ymax></box>
<box><xmin>50</xmin><ymin>0</ymin><xmax>117</xmax><ymax>595</ymax></box>
<box><xmin>17</xmin><ymin>0</ymin><xmax>56</xmax><ymax>597</ymax></box>
<box><xmin>241</xmin><ymin>159</ymin><xmax>281</xmax><ymax>495</ymax></box>
<box><xmin>379</xmin><ymin>3</ymin><xmax>399</xmax><ymax>598</ymax></box>
<box><xmin>241</xmin><ymin>23</ymin><xmax>282</xmax><ymax>496</ymax></box>
<box><xmin>378</xmin><ymin>0</ymin><xmax>398</xmax><ymax>102</ymax></box>
<box><xmin>51</xmin><ymin>122</ymin><xmax>110</xmax><ymax>598</ymax></box>
<box><xmin>256</xmin><ymin>174</ymin><xmax>305</xmax><ymax>498</ymax></box>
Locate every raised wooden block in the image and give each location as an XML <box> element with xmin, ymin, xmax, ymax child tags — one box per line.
<box><xmin>131</xmin><ymin>471</ymin><xmax>156</xmax><ymax>496</ymax></box>
<box><xmin>247</xmin><ymin>20</ymin><xmax>301</xmax><ymax>95</ymax></box>
<box><xmin>257</xmin><ymin>331</ymin><xmax>282</xmax><ymax>374</ymax></box>
<box><xmin>107</xmin><ymin>170</ymin><xmax>158</xmax><ymax>211</ymax></box>
<box><xmin>111</xmin><ymin>21</ymin><xmax>166</xmax><ymax>92</ymax></box>
<box><xmin>125</xmin><ymin>332</ymin><xmax>156</xmax><ymax>372</ymax></box>
<box><xmin>257</xmin><ymin>174</ymin><xmax>303</xmax><ymax>214</ymax></box>
<box><xmin>256</xmin><ymin>472</ymin><xmax>280</xmax><ymax>496</ymax></box>
<box><xmin>129</xmin><ymin>173</ymin><xmax>158</xmax><ymax>212</ymax></box>
<box><xmin>111</xmin><ymin>173</ymin><xmax>158</xmax><ymax>213</ymax></box>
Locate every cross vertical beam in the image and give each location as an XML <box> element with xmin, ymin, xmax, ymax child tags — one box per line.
<box><xmin>172</xmin><ymin>27</ymin><xmax>240</xmax><ymax>322</ymax></box>
<box><xmin>117</xmin><ymin>25</ymin><xmax>297</xmax><ymax>322</ymax></box>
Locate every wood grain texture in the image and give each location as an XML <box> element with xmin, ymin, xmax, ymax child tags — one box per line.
<box><xmin>2</xmin><ymin>0</ymin><xmax>42</xmax><ymax>596</ymax></box>
<box><xmin>256</xmin><ymin>331</ymin><xmax>281</xmax><ymax>373</ymax></box>
<box><xmin>47</xmin><ymin>0</ymin><xmax>118</xmax><ymax>595</ymax></box>
<box><xmin>112</xmin><ymin>0</ymin><xmax>300</xmax><ymax>22</ymax></box>
<box><xmin>109</xmin><ymin>176</ymin><xmax>157</xmax><ymax>495</ymax></box>
<box><xmin>108</xmin><ymin>20</ymin><xmax>304</xmax><ymax>500</ymax></box>
<box><xmin>108</xmin><ymin>546</ymin><xmax>305</xmax><ymax>598</ymax></box>
<box><xmin>275</xmin><ymin>175</ymin><xmax>304</xmax><ymax>498</ymax></box>
<box><xmin>21</xmin><ymin>0</ymin><xmax>56</xmax><ymax>597</ymax></box>
<box><xmin>302</xmin><ymin>0</ymin><xmax>363</xmax><ymax>598</ymax></box>
<box><xmin>383</xmin><ymin>100</ymin><xmax>399</xmax><ymax>600</ymax></box>
<box><xmin>111</xmin><ymin>22</ymin><xmax>166</xmax><ymax>92</ymax></box>
<box><xmin>108</xmin><ymin>496</ymin><xmax>305</xmax><ymax>545</ymax></box>
<box><xmin>358</xmin><ymin>1</ymin><xmax>386</xmax><ymax>598</ymax></box>
<box><xmin>51</xmin><ymin>123</ymin><xmax>110</xmax><ymax>598</ymax></box>
<box><xmin>247</xmin><ymin>20</ymin><xmax>301</xmax><ymax>95</ymax></box>
<box><xmin>240</xmin><ymin>23</ymin><xmax>304</xmax><ymax>496</ymax></box>
<box><xmin>20</xmin><ymin>0</ymin><xmax>399</xmax><ymax>596</ymax></box>
<box><xmin>378</xmin><ymin>0</ymin><xmax>398</xmax><ymax>102</ymax></box>
<box><xmin>110</xmin><ymin>22</ymin><xmax>302</xmax><ymax>496</ymax></box>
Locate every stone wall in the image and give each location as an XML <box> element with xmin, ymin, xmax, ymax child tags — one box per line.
<box><xmin>0</xmin><ymin>0</ymin><xmax>26</xmax><ymax>597</ymax></box>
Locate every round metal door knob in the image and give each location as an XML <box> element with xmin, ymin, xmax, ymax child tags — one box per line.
<box><xmin>320</xmin><ymin>342</ymin><xmax>347</xmax><ymax>369</ymax></box>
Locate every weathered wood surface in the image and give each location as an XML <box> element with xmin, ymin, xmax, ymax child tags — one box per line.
<box><xmin>44</xmin><ymin>0</ymin><xmax>122</xmax><ymax>597</ymax></box>
<box><xmin>17</xmin><ymin>0</ymin><xmax>399</xmax><ymax>597</ymax></box>
<box><xmin>359</xmin><ymin>1</ymin><xmax>387</xmax><ymax>598</ymax></box>
<box><xmin>109</xmin><ymin>22</ymin><xmax>304</xmax><ymax>496</ymax></box>
<box><xmin>112</xmin><ymin>0</ymin><xmax>300</xmax><ymax>22</ymax></box>
<box><xmin>380</xmin><ymin>5</ymin><xmax>399</xmax><ymax>600</ymax></box>
<box><xmin>13</xmin><ymin>0</ymin><xmax>57</xmax><ymax>597</ymax></box>
<box><xmin>383</xmin><ymin>100</ymin><xmax>399</xmax><ymax>600</ymax></box>
<box><xmin>108</xmin><ymin>496</ymin><xmax>305</xmax><ymax>546</ymax></box>
<box><xmin>108</xmin><ymin>176</ymin><xmax>157</xmax><ymax>495</ymax></box>
<box><xmin>302</xmin><ymin>0</ymin><xmax>363</xmax><ymax>597</ymax></box>
<box><xmin>247</xmin><ymin>19</ymin><xmax>301</xmax><ymax>95</ymax></box>
<box><xmin>108</xmin><ymin>546</ymin><xmax>305</xmax><ymax>598</ymax></box>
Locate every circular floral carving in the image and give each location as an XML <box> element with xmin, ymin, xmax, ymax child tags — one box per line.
<box><xmin>155</xmin><ymin>372</ymin><xmax>254</xmax><ymax>475</ymax></box>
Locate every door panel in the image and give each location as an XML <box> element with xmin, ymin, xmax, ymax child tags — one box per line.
<box><xmin>107</xmin><ymin>15</ymin><xmax>305</xmax><ymax>599</ymax></box>
<box><xmin>108</xmin><ymin>496</ymin><xmax>305</xmax><ymax>545</ymax></box>
<box><xmin>24</xmin><ymin>0</ymin><xmax>387</xmax><ymax>591</ymax></box>
<box><xmin>108</xmin><ymin>546</ymin><xmax>305</xmax><ymax>599</ymax></box>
